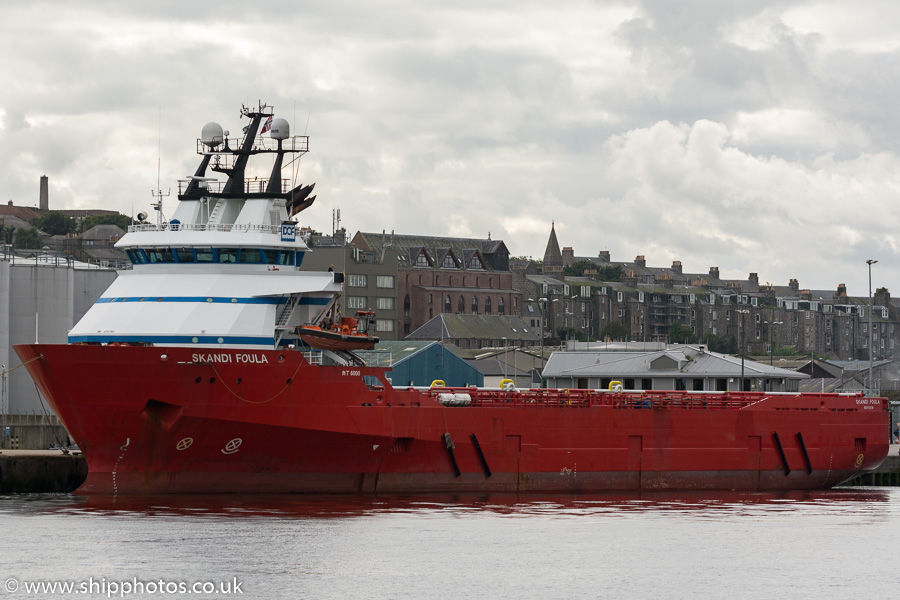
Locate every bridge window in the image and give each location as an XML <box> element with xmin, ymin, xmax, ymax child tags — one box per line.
<box><xmin>144</xmin><ymin>248</ymin><xmax>175</xmax><ymax>263</ymax></box>
<box><xmin>126</xmin><ymin>249</ymin><xmax>146</xmax><ymax>264</ymax></box>
<box><xmin>175</xmin><ymin>247</ymin><xmax>195</xmax><ymax>262</ymax></box>
<box><xmin>240</xmin><ymin>249</ymin><xmax>264</xmax><ymax>264</ymax></box>
<box><xmin>218</xmin><ymin>248</ymin><xmax>239</xmax><ymax>263</ymax></box>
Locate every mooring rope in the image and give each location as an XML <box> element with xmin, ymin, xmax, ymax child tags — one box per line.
<box><xmin>202</xmin><ymin>358</ymin><xmax>305</xmax><ymax>404</ymax></box>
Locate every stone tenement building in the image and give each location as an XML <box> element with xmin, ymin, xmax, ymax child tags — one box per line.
<box><xmin>515</xmin><ymin>224</ymin><xmax>896</xmax><ymax>363</ymax></box>
<box><xmin>349</xmin><ymin>231</ymin><xmax>521</xmax><ymax>337</ymax></box>
<box><xmin>304</xmin><ymin>223</ymin><xmax>892</xmax><ymax>363</ymax></box>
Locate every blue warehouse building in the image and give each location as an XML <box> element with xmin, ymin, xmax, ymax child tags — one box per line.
<box><xmin>357</xmin><ymin>341</ymin><xmax>483</xmax><ymax>388</ymax></box>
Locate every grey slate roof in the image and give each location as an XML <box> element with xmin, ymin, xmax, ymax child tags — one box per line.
<box><xmin>354</xmin><ymin>231</ymin><xmax>508</xmax><ymax>271</ymax></box>
<box><xmin>407</xmin><ymin>314</ymin><xmax>540</xmax><ymax>343</ymax></box>
<box><xmin>542</xmin><ymin>345</ymin><xmax>808</xmax><ymax>380</ymax></box>
<box><xmin>355</xmin><ymin>340</ymin><xmax>468</xmax><ymax>365</ymax></box>
<box><xmin>469</xmin><ymin>358</ymin><xmax>531</xmax><ymax>378</ymax></box>
<box><xmin>82</xmin><ymin>224</ymin><xmax>125</xmax><ymax>240</ymax></box>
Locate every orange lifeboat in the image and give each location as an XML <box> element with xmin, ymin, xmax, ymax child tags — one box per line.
<box><xmin>296</xmin><ymin>311</ymin><xmax>379</xmax><ymax>351</ymax></box>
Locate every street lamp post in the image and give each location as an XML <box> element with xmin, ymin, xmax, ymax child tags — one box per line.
<box><xmin>501</xmin><ymin>336</ymin><xmax>508</xmax><ymax>380</ymax></box>
<box><xmin>769</xmin><ymin>320</ymin><xmax>783</xmax><ymax>366</ymax></box>
<box><xmin>736</xmin><ymin>309</ymin><xmax>749</xmax><ymax>391</ymax></box>
<box><xmin>867</xmin><ymin>259</ymin><xmax>878</xmax><ymax>397</ymax></box>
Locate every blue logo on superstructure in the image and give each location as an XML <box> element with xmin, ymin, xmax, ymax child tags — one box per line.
<box><xmin>281</xmin><ymin>224</ymin><xmax>296</xmax><ymax>242</ymax></box>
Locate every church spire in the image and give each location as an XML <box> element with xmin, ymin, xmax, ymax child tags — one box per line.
<box><xmin>542</xmin><ymin>222</ymin><xmax>563</xmax><ymax>277</ymax></box>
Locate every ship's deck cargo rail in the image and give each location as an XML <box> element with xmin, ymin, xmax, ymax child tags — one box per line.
<box><xmin>422</xmin><ymin>387</ymin><xmax>885</xmax><ymax>411</ymax></box>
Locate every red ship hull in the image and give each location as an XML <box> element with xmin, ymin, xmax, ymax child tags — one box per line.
<box><xmin>15</xmin><ymin>344</ymin><xmax>891</xmax><ymax>494</ymax></box>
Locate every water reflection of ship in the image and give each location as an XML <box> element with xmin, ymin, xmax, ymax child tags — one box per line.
<box><xmin>58</xmin><ymin>489</ymin><xmax>892</xmax><ymax>520</ymax></box>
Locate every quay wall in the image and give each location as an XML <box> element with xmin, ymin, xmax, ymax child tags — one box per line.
<box><xmin>0</xmin><ymin>450</ymin><xmax>87</xmax><ymax>493</ymax></box>
<box><xmin>0</xmin><ymin>414</ymin><xmax>73</xmax><ymax>450</ymax></box>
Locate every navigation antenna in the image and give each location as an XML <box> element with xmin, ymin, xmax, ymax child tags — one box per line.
<box><xmin>151</xmin><ymin>106</ymin><xmax>170</xmax><ymax>226</ymax></box>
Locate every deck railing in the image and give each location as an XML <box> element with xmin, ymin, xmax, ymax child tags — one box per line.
<box><xmin>423</xmin><ymin>388</ymin><xmax>874</xmax><ymax>411</ymax></box>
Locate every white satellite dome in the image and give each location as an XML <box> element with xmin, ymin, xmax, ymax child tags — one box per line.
<box><xmin>269</xmin><ymin>118</ymin><xmax>290</xmax><ymax>140</ymax></box>
<box><xmin>200</xmin><ymin>122</ymin><xmax>224</xmax><ymax>148</ymax></box>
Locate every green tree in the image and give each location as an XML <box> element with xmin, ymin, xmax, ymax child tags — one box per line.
<box><xmin>33</xmin><ymin>211</ymin><xmax>76</xmax><ymax>236</ymax></box>
<box><xmin>564</xmin><ymin>259</ymin><xmax>599</xmax><ymax>276</ymax></box>
<box><xmin>597</xmin><ymin>265</ymin><xmax>622</xmax><ymax>281</ymax></box>
<box><xmin>557</xmin><ymin>326</ymin><xmax>588</xmax><ymax>342</ymax></box>
<box><xmin>13</xmin><ymin>227</ymin><xmax>41</xmax><ymax>249</ymax></box>
<box><xmin>562</xmin><ymin>261</ymin><xmax>622</xmax><ymax>282</ymax></box>
<box><xmin>77</xmin><ymin>213</ymin><xmax>133</xmax><ymax>233</ymax></box>
<box><xmin>600</xmin><ymin>320</ymin><xmax>628</xmax><ymax>341</ymax></box>
<box><xmin>0</xmin><ymin>224</ymin><xmax>15</xmax><ymax>244</ymax></box>
<box><xmin>705</xmin><ymin>334</ymin><xmax>737</xmax><ymax>354</ymax></box>
<box><xmin>668</xmin><ymin>321</ymin><xmax>697</xmax><ymax>344</ymax></box>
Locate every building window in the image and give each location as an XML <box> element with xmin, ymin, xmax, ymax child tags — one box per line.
<box><xmin>376</xmin><ymin>297</ymin><xmax>394</xmax><ymax>310</ymax></box>
<box><xmin>442</xmin><ymin>255</ymin><xmax>456</xmax><ymax>268</ymax></box>
<box><xmin>376</xmin><ymin>319</ymin><xmax>394</xmax><ymax>332</ymax></box>
<box><xmin>472</xmin><ymin>296</ymin><xmax>478</xmax><ymax>314</ymax></box>
<box><xmin>348</xmin><ymin>274</ymin><xmax>367</xmax><ymax>287</ymax></box>
<box><xmin>376</xmin><ymin>275</ymin><xmax>394</xmax><ymax>288</ymax></box>
<box><xmin>404</xmin><ymin>324</ymin><xmax>410</xmax><ymax>334</ymax></box>
<box><xmin>415</xmin><ymin>252</ymin><xmax>429</xmax><ymax>267</ymax></box>
<box><xmin>485</xmin><ymin>297</ymin><xmax>492</xmax><ymax>315</ymax></box>
<box><xmin>347</xmin><ymin>296</ymin><xmax>367</xmax><ymax>309</ymax></box>
<box><xmin>470</xmin><ymin>256</ymin><xmax>483</xmax><ymax>269</ymax></box>
<box><xmin>404</xmin><ymin>295</ymin><xmax>411</xmax><ymax>317</ymax></box>
<box><xmin>498</xmin><ymin>297</ymin><xmax>505</xmax><ymax>315</ymax></box>
<box><xmin>444</xmin><ymin>295</ymin><xmax>451</xmax><ymax>313</ymax></box>
<box><xmin>458</xmin><ymin>295</ymin><xmax>465</xmax><ymax>313</ymax></box>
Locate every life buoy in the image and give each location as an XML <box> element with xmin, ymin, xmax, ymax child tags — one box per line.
<box><xmin>609</xmin><ymin>381</ymin><xmax>624</xmax><ymax>393</ymax></box>
<box><xmin>500</xmin><ymin>378</ymin><xmax>515</xmax><ymax>391</ymax></box>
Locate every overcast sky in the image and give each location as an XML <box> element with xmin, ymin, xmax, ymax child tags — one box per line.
<box><xmin>2</xmin><ymin>1</ymin><xmax>899</xmax><ymax>295</ymax></box>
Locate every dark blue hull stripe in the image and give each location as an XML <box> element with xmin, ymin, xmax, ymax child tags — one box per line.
<box><xmin>68</xmin><ymin>334</ymin><xmax>276</xmax><ymax>345</ymax></box>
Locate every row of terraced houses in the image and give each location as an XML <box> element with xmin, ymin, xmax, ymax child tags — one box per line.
<box><xmin>300</xmin><ymin>224</ymin><xmax>895</xmax><ymax>364</ymax></box>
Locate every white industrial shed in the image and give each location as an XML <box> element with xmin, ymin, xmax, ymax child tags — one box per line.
<box><xmin>542</xmin><ymin>344</ymin><xmax>808</xmax><ymax>393</ymax></box>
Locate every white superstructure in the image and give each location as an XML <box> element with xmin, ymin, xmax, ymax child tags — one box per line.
<box><xmin>68</xmin><ymin>104</ymin><xmax>340</xmax><ymax>350</ymax></box>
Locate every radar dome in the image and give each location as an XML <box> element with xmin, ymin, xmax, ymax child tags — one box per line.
<box><xmin>269</xmin><ymin>118</ymin><xmax>290</xmax><ymax>140</ymax></box>
<box><xmin>200</xmin><ymin>122</ymin><xmax>224</xmax><ymax>148</ymax></box>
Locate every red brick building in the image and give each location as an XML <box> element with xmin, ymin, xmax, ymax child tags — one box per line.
<box><xmin>350</xmin><ymin>232</ymin><xmax>522</xmax><ymax>337</ymax></box>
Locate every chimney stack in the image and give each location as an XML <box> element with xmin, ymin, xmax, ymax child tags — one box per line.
<box><xmin>39</xmin><ymin>175</ymin><xmax>49</xmax><ymax>211</ymax></box>
<box><xmin>837</xmin><ymin>283</ymin><xmax>847</xmax><ymax>297</ymax></box>
<box><xmin>672</xmin><ymin>260</ymin><xmax>682</xmax><ymax>273</ymax></box>
<box><xmin>709</xmin><ymin>266</ymin><xmax>719</xmax><ymax>279</ymax></box>
<box><xmin>634</xmin><ymin>255</ymin><xmax>646</xmax><ymax>267</ymax></box>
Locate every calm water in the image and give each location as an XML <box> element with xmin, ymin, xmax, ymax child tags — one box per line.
<box><xmin>2</xmin><ymin>489</ymin><xmax>898</xmax><ymax>599</ymax></box>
